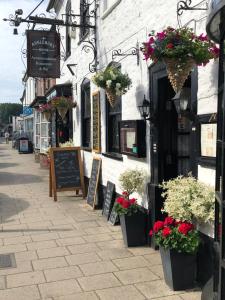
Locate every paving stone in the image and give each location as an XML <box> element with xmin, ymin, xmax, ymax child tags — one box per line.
<box><xmin>75</xmin><ymin>221</ymin><xmax>100</xmax><ymax>229</ymax></box>
<box><xmin>32</xmin><ymin>256</ymin><xmax>68</xmax><ymax>270</ymax></box>
<box><xmin>113</xmin><ymin>256</ymin><xmax>150</xmax><ymax>270</ymax></box>
<box><xmin>0</xmin><ymin>285</ymin><xmax>40</xmax><ymax>300</ymax></box>
<box><xmin>0</xmin><ymin>244</ymin><xmax>27</xmax><ymax>254</ymax></box>
<box><xmin>54</xmin><ymin>291</ymin><xmax>99</xmax><ymax>300</ymax></box>
<box><xmin>56</xmin><ymin>236</ymin><xmax>86</xmax><ymax>246</ymax></box>
<box><xmin>114</xmin><ymin>267</ymin><xmax>159</xmax><ymax>285</ymax></box>
<box><xmin>44</xmin><ymin>265</ymin><xmax>82</xmax><ymax>282</ymax></box>
<box><xmin>38</xmin><ymin>279</ymin><xmax>81</xmax><ymax>298</ymax></box>
<box><xmin>3</xmin><ymin>236</ymin><xmax>32</xmax><ymax>246</ymax></box>
<box><xmin>30</xmin><ymin>232</ymin><xmax>59</xmax><ymax>242</ymax></box>
<box><xmin>78</xmin><ymin>273</ymin><xmax>121</xmax><ymax>291</ymax></box>
<box><xmin>180</xmin><ymin>291</ymin><xmax>202</xmax><ymax>300</ymax></box>
<box><xmin>15</xmin><ymin>251</ymin><xmax>38</xmax><ymax>262</ymax></box>
<box><xmin>83</xmin><ymin>233</ymin><xmax>114</xmax><ymax>243</ymax></box>
<box><xmin>27</xmin><ymin>240</ymin><xmax>57</xmax><ymax>250</ymax></box>
<box><xmin>144</xmin><ymin>253</ymin><xmax>162</xmax><ymax>265</ymax></box>
<box><xmin>37</xmin><ymin>246</ymin><xmax>70</xmax><ymax>259</ymax></box>
<box><xmin>128</xmin><ymin>246</ymin><xmax>156</xmax><ymax>256</ymax></box>
<box><xmin>79</xmin><ymin>261</ymin><xmax>118</xmax><ymax>276</ymax></box>
<box><xmin>58</xmin><ymin>229</ymin><xmax>85</xmax><ymax>238</ymax></box>
<box><xmin>0</xmin><ymin>276</ymin><xmax>6</xmax><ymax>289</ymax></box>
<box><xmin>96</xmin><ymin>285</ymin><xmax>146</xmax><ymax>300</ymax></box>
<box><xmin>97</xmin><ymin>239</ymin><xmax>125</xmax><ymax>249</ymax></box>
<box><xmin>0</xmin><ymin>261</ymin><xmax>32</xmax><ymax>276</ymax></box>
<box><xmin>66</xmin><ymin>253</ymin><xmax>101</xmax><ymax>266</ymax></box>
<box><xmin>67</xmin><ymin>243</ymin><xmax>100</xmax><ymax>255</ymax></box>
<box><xmin>84</xmin><ymin>227</ymin><xmax>111</xmax><ymax>235</ymax></box>
<box><xmin>154</xmin><ymin>296</ymin><xmax>183</xmax><ymax>300</ymax></box>
<box><xmin>135</xmin><ymin>279</ymin><xmax>180</xmax><ymax>299</ymax></box>
<box><xmin>98</xmin><ymin>248</ymin><xmax>133</xmax><ymax>260</ymax></box>
<box><xmin>6</xmin><ymin>270</ymin><xmax>45</xmax><ymax>288</ymax></box>
<box><xmin>149</xmin><ymin>264</ymin><xmax>164</xmax><ymax>278</ymax></box>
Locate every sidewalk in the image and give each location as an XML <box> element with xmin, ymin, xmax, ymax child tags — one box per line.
<box><xmin>0</xmin><ymin>140</ymin><xmax>201</xmax><ymax>300</ymax></box>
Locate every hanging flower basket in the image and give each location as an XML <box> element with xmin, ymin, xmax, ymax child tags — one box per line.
<box><xmin>92</xmin><ymin>66</ymin><xmax>132</xmax><ymax>107</ymax></box>
<box><xmin>142</xmin><ymin>27</ymin><xmax>219</xmax><ymax>93</ymax></box>
<box><xmin>38</xmin><ymin>103</ymin><xmax>52</xmax><ymax>121</ymax></box>
<box><xmin>164</xmin><ymin>58</ymin><xmax>195</xmax><ymax>93</ymax></box>
<box><xmin>43</xmin><ymin>111</ymin><xmax>51</xmax><ymax>121</ymax></box>
<box><xmin>57</xmin><ymin>107</ymin><xmax>68</xmax><ymax>120</ymax></box>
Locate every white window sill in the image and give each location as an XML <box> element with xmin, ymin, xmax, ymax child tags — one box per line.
<box><xmin>101</xmin><ymin>0</ymin><xmax>122</xmax><ymax>20</ymax></box>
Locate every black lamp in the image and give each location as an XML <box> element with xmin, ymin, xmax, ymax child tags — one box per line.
<box><xmin>138</xmin><ymin>95</ymin><xmax>151</xmax><ymax>122</ymax></box>
<box><xmin>171</xmin><ymin>87</ymin><xmax>190</xmax><ymax>116</ymax></box>
<box><xmin>13</xmin><ymin>28</ymin><xmax>18</xmax><ymax>35</ymax></box>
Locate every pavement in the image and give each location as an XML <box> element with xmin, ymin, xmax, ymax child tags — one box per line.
<box><xmin>0</xmin><ymin>140</ymin><xmax>202</xmax><ymax>300</ymax></box>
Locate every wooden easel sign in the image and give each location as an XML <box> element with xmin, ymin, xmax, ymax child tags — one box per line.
<box><xmin>49</xmin><ymin>147</ymin><xmax>85</xmax><ymax>202</ymax></box>
<box><xmin>86</xmin><ymin>157</ymin><xmax>101</xmax><ymax>209</ymax></box>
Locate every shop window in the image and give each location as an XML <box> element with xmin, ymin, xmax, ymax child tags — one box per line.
<box><xmin>197</xmin><ymin>114</ymin><xmax>217</xmax><ymax>167</ymax></box>
<box><xmin>80</xmin><ymin>0</ymin><xmax>89</xmax><ymax>40</ymax></box>
<box><xmin>65</xmin><ymin>0</ymin><xmax>71</xmax><ymax>58</ymax></box>
<box><xmin>35</xmin><ymin>111</ymin><xmax>40</xmax><ymax>149</ymax></box>
<box><xmin>81</xmin><ymin>78</ymin><xmax>91</xmax><ymax>148</ymax></box>
<box><xmin>40</xmin><ymin>113</ymin><xmax>50</xmax><ymax>153</ymax></box>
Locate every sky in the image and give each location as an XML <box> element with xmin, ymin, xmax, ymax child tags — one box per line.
<box><xmin>0</xmin><ymin>0</ymin><xmax>49</xmax><ymax>103</ymax></box>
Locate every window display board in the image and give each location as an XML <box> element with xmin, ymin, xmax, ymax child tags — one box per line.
<box><xmin>49</xmin><ymin>147</ymin><xmax>85</xmax><ymax>201</ymax></box>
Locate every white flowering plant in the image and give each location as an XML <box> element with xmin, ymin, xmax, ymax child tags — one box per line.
<box><xmin>119</xmin><ymin>168</ymin><xmax>146</xmax><ymax>196</ymax></box>
<box><xmin>59</xmin><ymin>139</ymin><xmax>75</xmax><ymax>147</ymax></box>
<box><xmin>92</xmin><ymin>66</ymin><xmax>132</xmax><ymax>96</ymax></box>
<box><xmin>161</xmin><ymin>174</ymin><xmax>215</xmax><ymax>224</ymax></box>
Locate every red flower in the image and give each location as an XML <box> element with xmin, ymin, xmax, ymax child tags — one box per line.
<box><xmin>164</xmin><ymin>216</ymin><xmax>174</xmax><ymax>226</ymax></box>
<box><xmin>129</xmin><ymin>198</ymin><xmax>136</xmax><ymax>205</ymax></box>
<box><xmin>121</xmin><ymin>199</ymin><xmax>130</xmax><ymax>209</ymax></box>
<box><xmin>166</xmin><ymin>43</ymin><xmax>174</xmax><ymax>49</ymax></box>
<box><xmin>153</xmin><ymin>221</ymin><xmax>164</xmax><ymax>233</ymax></box>
<box><xmin>122</xmin><ymin>191</ymin><xmax>129</xmax><ymax>197</ymax></box>
<box><xmin>178</xmin><ymin>222</ymin><xmax>194</xmax><ymax>235</ymax></box>
<box><xmin>162</xmin><ymin>227</ymin><xmax>172</xmax><ymax>237</ymax></box>
<box><xmin>149</xmin><ymin>230</ymin><xmax>153</xmax><ymax>236</ymax></box>
<box><xmin>116</xmin><ymin>197</ymin><xmax>124</xmax><ymax>204</ymax></box>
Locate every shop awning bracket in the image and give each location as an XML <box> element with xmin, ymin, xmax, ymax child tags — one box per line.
<box><xmin>112</xmin><ymin>43</ymin><xmax>140</xmax><ymax>66</ymax></box>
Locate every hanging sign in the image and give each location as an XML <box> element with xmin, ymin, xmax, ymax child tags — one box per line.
<box><xmin>27</xmin><ymin>30</ymin><xmax>60</xmax><ymax>78</ymax></box>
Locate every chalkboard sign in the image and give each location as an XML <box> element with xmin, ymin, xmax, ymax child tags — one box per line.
<box><xmin>102</xmin><ymin>181</ymin><xmax>115</xmax><ymax>220</ymax></box>
<box><xmin>49</xmin><ymin>147</ymin><xmax>85</xmax><ymax>201</ymax></box>
<box><xmin>87</xmin><ymin>157</ymin><xmax>101</xmax><ymax>208</ymax></box>
<box><xmin>108</xmin><ymin>203</ymin><xmax>119</xmax><ymax>225</ymax></box>
<box><xmin>92</xmin><ymin>91</ymin><xmax>101</xmax><ymax>153</ymax></box>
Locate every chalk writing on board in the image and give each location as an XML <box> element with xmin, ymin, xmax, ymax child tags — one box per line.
<box><xmin>87</xmin><ymin>158</ymin><xmax>101</xmax><ymax>208</ymax></box>
<box><xmin>102</xmin><ymin>181</ymin><xmax>115</xmax><ymax>220</ymax></box>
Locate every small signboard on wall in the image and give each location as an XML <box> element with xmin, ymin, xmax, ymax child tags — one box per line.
<box><xmin>92</xmin><ymin>91</ymin><xmax>101</xmax><ymax>153</ymax></box>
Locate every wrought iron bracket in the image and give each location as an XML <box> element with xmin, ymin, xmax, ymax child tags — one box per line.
<box><xmin>177</xmin><ymin>0</ymin><xmax>208</xmax><ymax>16</ymax></box>
<box><xmin>112</xmin><ymin>43</ymin><xmax>140</xmax><ymax>66</ymax></box>
<box><xmin>67</xmin><ymin>64</ymin><xmax>77</xmax><ymax>76</ymax></box>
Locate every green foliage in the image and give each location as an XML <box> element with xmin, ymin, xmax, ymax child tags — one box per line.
<box><xmin>161</xmin><ymin>174</ymin><xmax>215</xmax><ymax>223</ymax></box>
<box><xmin>0</xmin><ymin>103</ymin><xmax>22</xmax><ymax>125</ymax></box>
<box><xmin>92</xmin><ymin>66</ymin><xmax>132</xmax><ymax>96</ymax></box>
<box><xmin>119</xmin><ymin>168</ymin><xmax>146</xmax><ymax>196</ymax></box>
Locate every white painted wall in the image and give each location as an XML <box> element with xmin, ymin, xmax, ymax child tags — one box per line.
<box><xmin>50</xmin><ymin>0</ymin><xmax>218</xmax><ymax>203</ymax></box>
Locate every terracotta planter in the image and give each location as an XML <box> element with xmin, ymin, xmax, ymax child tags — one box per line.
<box><xmin>160</xmin><ymin>247</ymin><xmax>197</xmax><ymax>290</ymax></box>
<box><xmin>119</xmin><ymin>212</ymin><xmax>147</xmax><ymax>247</ymax></box>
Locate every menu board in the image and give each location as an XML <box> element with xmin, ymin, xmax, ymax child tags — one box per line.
<box><xmin>92</xmin><ymin>91</ymin><xmax>101</xmax><ymax>152</ymax></box>
<box><xmin>102</xmin><ymin>181</ymin><xmax>115</xmax><ymax>220</ymax></box>
<box><xmin>49</xmin><ymin>147</ymin><xmax>85</xmax><ymax>201</ymax></box>
<box><xmin>87</xmin><ymin>157</ymin><xmax>101</xmax><ymax>208</ymax></box>
<box><xmin>201</xmin><ymin>123</ymin><xmax>217</xmax><ymax>157</ymax></box>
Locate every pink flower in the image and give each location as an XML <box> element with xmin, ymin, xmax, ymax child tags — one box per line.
<box><xmin>157</xmin><ymin>31</ymin><xmax>166</xmax><ymax>40</ymax></box>
<box><xmin>210</xmin><ymin>46</ymin><xmax>220</xmax><ymax>58</ymax></box>
<box><xmin>148</xmin><ymin>37</ymin><xmax>155</xmax><ymax>45</ymax></box>
<box><xmin>149</xmin><ymin>230</ymin><xmax>153</xmax><ymax>236</ymax></box>
<box><xmin>198</xmin><ymin>34</ymin><xmax>208</xmax><ymax>42</ymax></box>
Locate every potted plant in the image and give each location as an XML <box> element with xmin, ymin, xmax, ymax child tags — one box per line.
<box><xmin>38</xmin><ymin>103</ymin><xmax>52</xmax><ymax>121</ymax></box>
<box><xmin>51</xmin><ymin>96</ymin><xmax>77</xmax><ymax>120</ymax></box>
<box><xmin>113</xmin><ymin>168</ymin><xmax>147</xmax><ymax>247</ymax></box>
<box><xmin>142</xmin><ymin>27</ymin><xmax>219</xmax><ymax>93</ymax></box>
<box><xmin>150</xmin><ymin>216</ymin><xmax>200</xmax><ymax>290</ymax></box>
<box><xmin>92</xmin><ymin>66</ymin><xmax>132</xmax><ymax>107</ymax></box>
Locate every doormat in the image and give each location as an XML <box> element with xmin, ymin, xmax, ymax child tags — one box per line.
<box><xmin>0</xmin><ymin>253</ymin><xmax>16</xmax><ymax>269</ymax></box>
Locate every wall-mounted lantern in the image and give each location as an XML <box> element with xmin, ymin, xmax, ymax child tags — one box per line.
<box><xmin>138</xmin><ymin>95</ymin><xmax>154</xmax><ymax>123</ymax></box>
<box><xmin>171</xmin><ymin>87</ymin><xmax>191</xmax><ymax>117</ymax></box>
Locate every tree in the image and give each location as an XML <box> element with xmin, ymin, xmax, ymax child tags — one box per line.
<box><xmin>0</xmin><ymin>103</ymin><xmax>23</xmax><ymax>125</ymax></box>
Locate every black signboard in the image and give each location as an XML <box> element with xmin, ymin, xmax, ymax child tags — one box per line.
<box><xmin>108</xmin><ymin>203</ymin><xmax>119</xmax><ymax>225</ymax></box>
<box><xmin>102</xmin><ymin>181</ymin><xmax>115</xmax><ymax>220</ymax></box>
<box><xmin>50</xmin><ymin>147</ymin><xmax>85</xmax><ymax>201</ymax></box>
<box><xmin>87</xmin><ymin>157</ymin><xmax>101</xmax><ymax>208</ymax></box>
<box><xmin>27</xmin><ymin>30</ymin><xmax>60</xmax><ymax>78</ymax></box>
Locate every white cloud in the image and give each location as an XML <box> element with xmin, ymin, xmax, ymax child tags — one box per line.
<box><xmin>0</xmin><ymin>0</ymin><xmax>48</xmax><ymax>103</ymax></box>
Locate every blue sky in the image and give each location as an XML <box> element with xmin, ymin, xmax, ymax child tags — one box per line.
<box><xmin>0</xmin><ymin>0</ymin><xmax>48</xmax><ymax>103</ymax></box>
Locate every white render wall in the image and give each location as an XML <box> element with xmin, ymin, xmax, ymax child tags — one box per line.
<box><xmin>51</xmin><ymin>0</ymin><xmax>217</xmax><ymax>203</ymax></box>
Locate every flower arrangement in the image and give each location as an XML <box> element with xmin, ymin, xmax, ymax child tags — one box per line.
<box><xmin>161</xmin><ymin>174</ymin><xmax>215</xmax><ymax>223</ymax></box>
<box><xmin>114</xmin><ymin>191</ymin><xmax>144</xmax><ymax>216</ymax></box>
<box><xmin>143</xmin><ymin>26</ymin><xmax>219</xmax><ymax>65</ymax></box>
<box><xmin>38</xmin><ymin>103</ymin><xmax>52</xmax><ymax>113</ymax></box>
<box><xmin>150</xmin><ymin>216</ymin><xmax>200</xmax><ymax>254</ymax></box>
<box><xmin>92</xmin><ymin>66</ymin><xmax>132</xmax><ymax>107</ymax></box>
<box><xmin>51</xmin><ymin>96</ymin><xmax>76</xmax><ymax>109</ymax></box>
<box><xmin>119</xmin><ymin>168</ymin><xmax>146</xmax><ymax>196</ymax></box>
<box><xmin>59</xmin><ymin>139</ymin><xmax>75</xmax><ymax>147</ymax></box>
<box><xmin>142</xmin><ymin>26</ymin><xmax>219</xmax><ymax>93</ymax></box>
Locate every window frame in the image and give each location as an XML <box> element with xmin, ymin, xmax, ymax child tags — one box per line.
<box><xmin>81</xmin><ymin>78</ymin><xmax>91</xmax><ymax>149</ymax></box>
<box><xmin>65</xmin><ymin>0</ymin><xmax>71</xmax><ymax>59</ymax></box>
<box><xmin>80</xmin><ymin>0</ymin><xmax>90</xmax><ymax>41</ymax></box>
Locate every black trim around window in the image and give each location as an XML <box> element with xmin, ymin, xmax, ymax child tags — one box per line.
<box><xmin>197</xmin><ymin>113</ymin><xmax>217</xmax><ymax>167</ymax></box>
<box><xmin>80</xmin><ymin>0</ymin><xmax>90</xmax><ymax>41</ymax></box>
<box><xmin>81</xmin><ymin>78</ymin><xmax>91</xmax><ymax>148</ymax></box>
<box><xmin>65</xmin><ymin>0</ymin><xmax>71</xmax><ymax>59</ymax></box>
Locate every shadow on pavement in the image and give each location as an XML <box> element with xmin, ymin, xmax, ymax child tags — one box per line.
<box><xmin>0</xmin><ymin>172</ymin><xmax>42</xmax><ymax>185</ymax></box>
<box><xmin>0</xmin><ymin>193</ymin><xmax>30</xmax><ymax>224</ymax></box>
<box><xmin>0</xmin><ymin>163</ymin><xmax>19</xmax><ymax>169</ymax></box>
